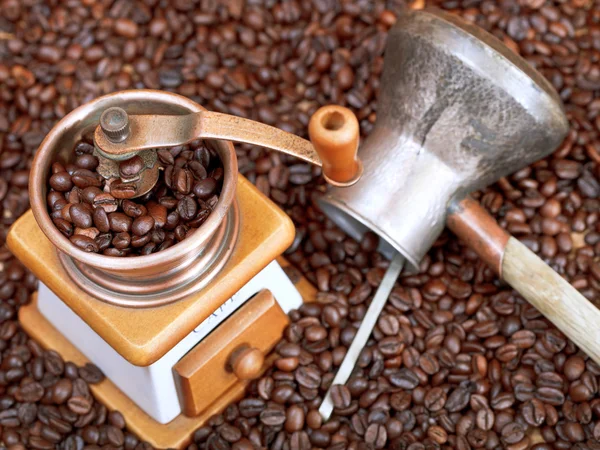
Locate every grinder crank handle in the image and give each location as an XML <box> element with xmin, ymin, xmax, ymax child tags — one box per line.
<box><xmin>447</xmin><ymin>198</ymin><xmax>600</xmax><ymax>365</ymax></box>
<box><xmin>95</xmin><ymin>106</ymin><xmax>362</xmax><ymax>187</ymax></box>
<box><xmin>96</xmin><ymin>108</ymin><xmax>321</xmax><ymax>165</ymax></box>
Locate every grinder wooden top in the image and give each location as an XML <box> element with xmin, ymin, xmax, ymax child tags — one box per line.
<box><xmin>7</xmin><ymin>175</ymin><xmax>295</xmax><ymax>366</ymax></box>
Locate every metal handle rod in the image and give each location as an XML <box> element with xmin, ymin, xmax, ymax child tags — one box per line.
<box><xmin>319</xmin><ymin>252</ymin><xmax>405</xmax><ymax>420</ymax></box>
<box><xmin>200</xmin><ymin>111</ymin><xmax>321</xmax><ymax>166</ymax></box>
<box><xmin>94</xmin><ymin>110</ymin><xmax>322</xmax><ymax>167</ymax></box>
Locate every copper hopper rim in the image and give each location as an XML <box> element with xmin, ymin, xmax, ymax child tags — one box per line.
<box><xmin>29</xmin><ymin>90</ymin><xmax>238</xmax><ymax>276</ymax></box>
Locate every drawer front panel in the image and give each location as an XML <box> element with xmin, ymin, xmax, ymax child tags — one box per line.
<box><xmin>173</xmin><ymin>290</ymin><xmax>289</xmax><ymax>417</ymax></box>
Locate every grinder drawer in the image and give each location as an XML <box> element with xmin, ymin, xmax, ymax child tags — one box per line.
<box><xmin>173</xmin><ymin>289</ymin><xmax>289</xmax><ymax>417</ymax></box>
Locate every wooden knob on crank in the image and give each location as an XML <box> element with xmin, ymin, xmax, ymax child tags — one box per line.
<box><xmin>229</xmin><ymin>345</ymin><xmax>264</xmax><ymax>380</ymax></box>
<box><xmin>308</xmin><ymin>106</ymin><xmax>362</xmax><ymax>186</ymax></box>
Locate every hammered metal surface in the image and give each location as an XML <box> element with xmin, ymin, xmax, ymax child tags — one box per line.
<box><xmin>320</xmin><ymin>9</ymin><xmax>569</xmax><ymax>270</ymax></box>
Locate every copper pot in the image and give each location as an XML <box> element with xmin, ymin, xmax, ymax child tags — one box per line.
<box><xmin>30</xmin><ymin>91</ymin><xmax>239</xmax><ymax>307</ymax></box>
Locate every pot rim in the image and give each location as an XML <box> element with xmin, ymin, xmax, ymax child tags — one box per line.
<box><xmin>29</xmin><ymin>89</ymin><xmax>238</xmax><ymax>271</ymax></box>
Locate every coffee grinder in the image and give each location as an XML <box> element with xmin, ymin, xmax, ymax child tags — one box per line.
<box><xmin>7</xmin><ymin>87</ymin><xmax>362</xmax><ymax>448</ymax></box>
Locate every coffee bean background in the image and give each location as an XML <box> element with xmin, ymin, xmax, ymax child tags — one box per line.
<box><xmin>1</xmin><ymin>0</ymin><xmax>600</xmax><ymax>449</ymax></box>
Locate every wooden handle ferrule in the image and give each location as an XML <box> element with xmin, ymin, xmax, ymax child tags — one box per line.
<box><xmin>446</xmin><ymin>198</ymin><xmax>509</xmax><ymax>277</ymax></box>
<box><xmin>447</xmin><ymin>197</ymin><xmax>600</xmax><ymax>366</ymax></box>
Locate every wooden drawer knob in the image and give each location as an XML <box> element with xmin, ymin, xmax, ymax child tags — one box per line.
<box><xmin>173</xmin><ymin>290</ymin><xmax>289</xmax><ymax>417</ymax></box>
<box><xmin>229</xmin><ymin>346</ymin><xmax>264</xmax><ymax>380</ymax></box>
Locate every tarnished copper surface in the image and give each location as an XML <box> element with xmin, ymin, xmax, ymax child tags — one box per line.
<box><xmin>29</xmin><ymin>90</ymin><xmax>238</xmax><ymax>303</ymax></box>
<box><xmin>94</xmin><ymin>110</ymin><xmax>322</xmax><ymax>166</ymax></box>
<box><xmin>200</xmin><ymin>111</ymin><xmax>322</xmax><ymax>167</ymax></box>
<box><xmin>58</xmin><ymin>203</ymin><xmax>239</xmax><ymax>307</ymax></box>
<box><xmin>446</xmin><ymin>197</ymin><xmax>510</xmax><ymax>277</ymax></box>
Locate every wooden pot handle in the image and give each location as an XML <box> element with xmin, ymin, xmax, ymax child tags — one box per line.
<box><xmin>501</xmin><ymin>237</ymin><xmax>600</xmax><ymax>363</ymax></box>
<box><xmin>447</xmin><ymin>198</ymin><xmax>600</xmax><ymax>365</ymax></box>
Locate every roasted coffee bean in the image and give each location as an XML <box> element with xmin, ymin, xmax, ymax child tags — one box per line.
<box><xmin>364</xmin><ymin>423</ymin><xmax>387</xmax><ymax>449</ymax></box>
<box><xmin>107</xmin><ymin>425</ymin><xmax>125</xmax><ymax>446</ymax></box>
<box><xmin>177</xmin><ymin>196</ymin><xmax>198</xmax><ymax>221</ymax></box>
<box><xmin>295</xmin><ymin>366</ymin><xmax>321</xmax><ymax>390</ymax></box>
<box><xmin>419</xmin><ymin>353</ymin><xmax>440</xmax><ymax>375</ymax></box>
<box><xmin>92</xmin><ymin>193</ymin><xmax>118</xmax><ymax>213</ymax></box>
<box><xmin>238</xmin><ymin>399</ymin><xmax>265</xmax><ymax>418</ymax></box>
<box><xmin>18</xmin><ymin>402</ymin><xmax>37</xmax><ymax>426</ymax></box>
<box><xmin>119</xmin><ymin>156</ymin><xmax>145</xmax><ymax>178</ymax></box>
<box><xmin>28</xmin><ymin>436</ymin><xmax>53</xmax><ymax>449</ymax></box>
<box><xmin>69</xmin><ymin>235</ymin><xmax>98</xmax><ymax>253</ymax></box>
<box><xmin>378</xmin><ymin>314</ymin><xmax>399</xmax><ymax>336</ymax></box>
<box><xmin>108</xmin><ymin>410</ymin><xmax>125</xmax><ymax>429</ymax></box>
<box><xmin>522</xmin><ymin>398</ymin><xmax>546</xmax><ymax>427</ymax></box>
<box><xmin>146</xmin><ymin>202</ymin><xmax>167</xmax><ymax>228</ymax></box>
<box><xmin>54</xmin><ymin>218</ymin><xmax>73</xmax><ymax>237</ymax></box>
<box><xmin>18</xmin><ymin>381</ymin><xmax>44</xmax><ymax>402</ymax></box>
<box><xmin>71</xmin><ymin>169</ymin><xmax>102</xmax><ymax>189</ymax></box>
<box><xmin>52</xmin><ymin>378</ymin><xmax>72</xmax><ymax>404</ymax></box>
<box><xmin>70</xmin><ymin>204</ymin><xmax>93</xmax><ymax>228</ymax></box>
<box><xmin>49</xmin><ymin>172</ymin><xmax>72</xmax><ymax>192</ymax></box>
<box><xmin>330</xmin><ymin>385</ymin><xmax>351</xmax><ymax>409</ymax></box>
<box><xmin>564</xmin><ymin>356</ymin><xmax>586</xmax><ymax>381</ymax></box>
<box><xmin>501</xmin><ymin>422</ymin><xmax>525</xmax><ymax>445</ymax></box>
<box><xmin>305</xmin><ymin>325</ymin><xmax>327</xmax><ymax>342</ymax></box>
<box><xmin>446</xmin><ymin>387</ymin><xmax>471</xmax><ymax>412</ymax></box>
<box><xmin>260</xmin><ymin>407</ymin><xmax>286</xmax><ymax>426</ymax></box>
<box><xmin>67</xmin><ymin>396</ymin><xmax>92</xmax><ymax>415</ymax></box>
<box><xmin>285</xmin><ymin>405</ymin><xmax>305</xmax><ymax>433</ymax></box>
<box><xmin>193</xmin><ymin>177</ymin><xmax>218</xmax><ymax>199</ymax></box>
<box><xmin>95</xmin><ymin>233</ymin><xmax>112</xmax><ymax>251</ymax></box>
<box><xmin>78</xmin><ymin>364</ymin><xmax>104</xmax><ymax>384</ymax></box>
<box><xmin>75</xmin><ymin>154</ymin><xmax>99</xmax><ymax>171</ymax></box>
<box><xmin>74</xmin><ymin>142</ymin><xmax>94</xmax><ymax>155</ymax></box>
<box><xmin>122</xmin><ymin>200</ymin><xmax>147</xmax><ymax>218</ymax></box>
<box><xmin>428</xmin><ymin>425</ymin><xmax>448</xmax><ymax>444</ymax></box>
<box><xmin>110</xmin><ymin>182</ymin><xmax>137</xmax><ymax>199</ymax></box>
<box><xmin>173</xmin><ymin>167</ymin><xmax>193</xmax><ymax>194</ymax></box>
<box><xmin>5</xmin><ymin>2</ymin><xmax>600</xmax><ymax>450</ymax></box>
<box><xmin>132</xmin><ymin>216</ymin><xmax>155</xmax><ymax>236</ymax></box>
<box><xmin>476</xmin><ymin>408</ymin><xmax>494</xmax><ymax>431</ymax></box>
<box><xmin>112</xmin><ymin>232</ymin><xmax>131</xmax><ymax>249</ymax></box>
<box><xmin>389</xmin><ymin>368</ymin><xmax>419</xmax><ymax>389</ymax></box>
<box><xmin>536</xmin><ymin>387</ymin><xmax>565</xmax><ymax>406</ymax></box>
<box><xmin>157</xmin><ymin>149</ymin><xmax>174</xmax><ymax>166</ymax></box>
<box><xmin>92</xmin><ymin>208</ymin><xmax>110</xmax><ymax>233</ymax></box>
<box><xmin>511</xmin><ymin>330</ymin><xmax>536</xmax><ymax>348</ymax></box>
<box><xmin>108</xmin><ymin>213</ymin><xmax>132</xmax><ymax>233</ymax></box>
<box><xmin>189</xmin><ymin>161</ymin><xmax>208</xmax><ymax>180</ymax></box>
<box><xmin>424</xmin><ymin>387</ymin><xmax>446</xmax><ymax>412</ymax></box>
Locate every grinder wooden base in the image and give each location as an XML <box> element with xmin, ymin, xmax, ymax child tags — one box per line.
<box><xmin>19</xmin><ymin>258</ymin><xmax>316</xmax><ymax>450</ymax></box>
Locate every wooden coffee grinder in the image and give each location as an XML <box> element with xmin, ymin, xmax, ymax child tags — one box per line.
<box><xmin>7</xmin><ymin>90</ymin><xmax>361</xmax><ymax>449</ymax></box>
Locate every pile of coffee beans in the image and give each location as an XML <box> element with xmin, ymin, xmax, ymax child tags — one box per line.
<box><xmin>2</xmin><ymin>0</ymin><xmax>600</xmax><ymax>449</ymax></box>
<box><xmin>46</xmin><ymin>138</ymin><xmax>223</xmax><ymax>256</ymax></box>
